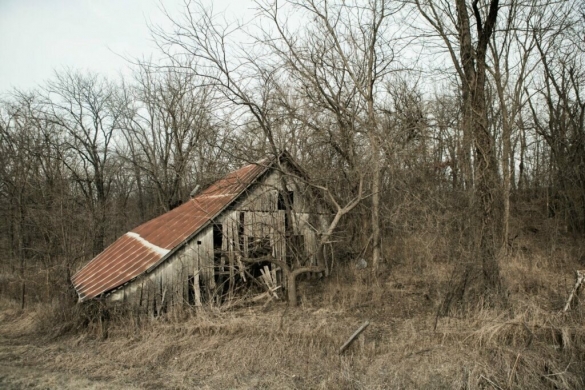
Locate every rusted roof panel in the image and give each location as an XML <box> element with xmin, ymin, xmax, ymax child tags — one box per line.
<box><xmin>72</xmin><ymin>160</ymin><xmax>269</xmax><ymax>301</ymax></box>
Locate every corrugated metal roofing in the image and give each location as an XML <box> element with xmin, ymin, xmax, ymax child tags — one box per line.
<box><xmin>72</xmin><ymin>159</ymin><xmax>270</xmax><ymax>302</ymax></box>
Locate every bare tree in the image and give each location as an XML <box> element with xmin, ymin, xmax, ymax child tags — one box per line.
<box><xmin>255</xmin><ymin>0</ymin><xmax>405</xmax><ymax>271</ymax></box>
<box><xmin>527</xmin><ymin>1</ymin><xmax>585</xmax><ymax>232</ymax></box>
<box><xmin>0</xmin><ymin>92</ymin><xmax>85</xmax><ymax>306</ymax></box>
<box><xmin>414</xmin><ymin>0</ymin><xmax>504</xmax><ymax>293</ymax></box>
<box><xmin>486</xmin><ymin>0</ymin><xmax>542</xmax><ymax>249</ymax></box>
<box><xmin>120</xmin><ymin>64</ymin><xmax>216</xmax><ymax>213</ymax></box>
<box><xmin>44</xmin><ymin>71</ymin><xmax>123</xmax><ymax>255</ymax></box>
<box><xmin>151</xmin><ymin>1</ymin><xmax>374</xmax><ymax>303</ymax></box>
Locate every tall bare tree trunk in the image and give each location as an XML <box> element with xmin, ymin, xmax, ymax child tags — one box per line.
<box><xmin>455</xmin><ymin>0</ymin><xmax>503</xmax><ymax>291</ymax></box>
<box><xmin>371</xmin><ymin>136</ymin><xmax>382</xmax><ymax>271</ymax></box>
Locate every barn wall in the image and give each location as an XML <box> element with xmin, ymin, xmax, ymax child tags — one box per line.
<box><xmin>227</xmin><ymin>170</ymin><xmax>319</xmax><ymax>260</ymax></box>
<box><xmin>107</xmin><ymin>168</ymin><xmax>323</xmax><ymax>312</ymax></box>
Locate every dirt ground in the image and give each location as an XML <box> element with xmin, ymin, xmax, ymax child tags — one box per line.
<box><xmin>0</xmin><ymin>314</ymin><xmax>140</xmax><ymax>390</ymax></box>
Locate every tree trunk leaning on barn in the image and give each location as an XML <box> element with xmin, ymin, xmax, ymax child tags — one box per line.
<box><xmin>241</xmin><ymin>173</ymin><xmax>365</xmax><ymax>306</ymax></box>
<box><xmin>241</xmin><ymin>256</ymin><xmax>324</xmax><ymax>306</ymax></box>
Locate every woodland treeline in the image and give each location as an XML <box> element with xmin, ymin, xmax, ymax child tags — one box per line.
<box><xmin>1</xmin><ymin>0</ymin><xmax>584</xmax><ymax>306</ymax></box>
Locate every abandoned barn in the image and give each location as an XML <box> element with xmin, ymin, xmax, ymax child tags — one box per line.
<box><xmin>71</xmin><ymin>153</ymin><xmax>327</xmax><ymax>312</ymax></box>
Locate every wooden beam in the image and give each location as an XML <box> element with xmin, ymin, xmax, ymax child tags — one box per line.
<box><xmin>564</xmin><ymin>270</ymin><xmax>585</xmax><ymax>312</ymax></box>
<box><xmin>339</xmin><ymin>321</ymin><xmax>370</xmax><ymax>354</ymax></box>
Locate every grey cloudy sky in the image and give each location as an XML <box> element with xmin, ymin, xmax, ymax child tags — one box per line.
<box><xmin>0</xmin><ymin>0</ymin><xmax>253</xmax><ymax>93</ymax></box>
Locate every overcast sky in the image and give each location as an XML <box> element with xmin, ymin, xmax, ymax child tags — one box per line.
<box><xmin>0</xmin><ymin>0</ymin><xmax>254</xmax><ymax>94</ymax></box>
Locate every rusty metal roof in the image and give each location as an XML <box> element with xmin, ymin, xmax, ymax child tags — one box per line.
<box><xmin>72</xmin><ymin>160</ymin><xmax>270</xmax><ymax>302</ymax></box>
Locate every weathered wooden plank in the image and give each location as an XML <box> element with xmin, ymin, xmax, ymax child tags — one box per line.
<box><xmin>339</xmin><ymin>321</ymin><xmax>370</xmax><ymax>354</ymax></box>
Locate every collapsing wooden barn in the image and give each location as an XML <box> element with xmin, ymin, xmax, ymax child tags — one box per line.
<box><xmin>71</xmin><ymin>152</ymin><xmax>327</xmax><ymax>312</ymax></box>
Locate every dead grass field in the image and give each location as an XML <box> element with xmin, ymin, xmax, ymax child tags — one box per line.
<box><xmin>2</xmin><ymin>217</ymin><xmax>585</xmax><ymax>389</ymax></box>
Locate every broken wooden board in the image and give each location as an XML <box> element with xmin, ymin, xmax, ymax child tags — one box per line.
<box><xmin>564</xmin><ymin>270</ymin><xmax>585</xmax><ymax>312</ymax></box>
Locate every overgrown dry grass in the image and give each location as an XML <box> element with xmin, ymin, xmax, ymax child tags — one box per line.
<box><xmin>1</xmin><ymin>211</ymin><xmax>585</xmax><ymax>389</ymax></box>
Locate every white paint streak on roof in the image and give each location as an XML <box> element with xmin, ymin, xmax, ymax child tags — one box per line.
<box><xmin>126</xmin><ymin>232</ymin><xmax>170</xmax><ymax>257</ymax></box>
